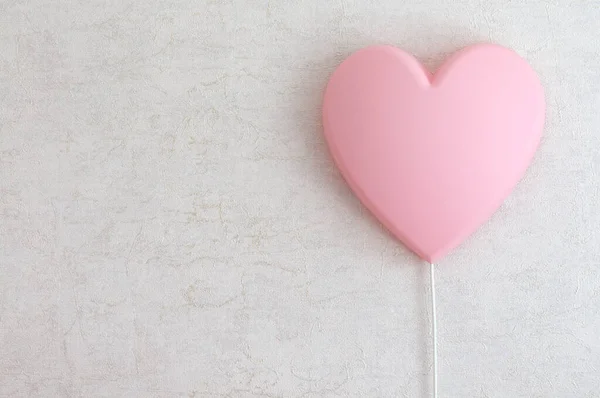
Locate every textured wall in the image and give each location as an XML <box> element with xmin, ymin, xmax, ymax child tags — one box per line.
<box><xmin>1</xmin><ymin>1</ymin><xmax>599</xmax><ymax>397</ymax></box>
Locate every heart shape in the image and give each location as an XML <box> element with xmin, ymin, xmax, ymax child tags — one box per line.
<box><xmin>323</xmin><ymin>44</ymin><xmax>545</xmax><ymax>262</ymax></box>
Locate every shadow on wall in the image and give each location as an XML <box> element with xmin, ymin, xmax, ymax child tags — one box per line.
<box><xmin>283</xmin><ymin>24</ymin><xmax>488</xmax><ymax>258</ymax></box>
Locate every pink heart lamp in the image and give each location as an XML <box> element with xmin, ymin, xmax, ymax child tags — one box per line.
<box><xmin>323</xmin><ymin>44</ymin><xmax>545</xmax><ymax>263</ymax></box>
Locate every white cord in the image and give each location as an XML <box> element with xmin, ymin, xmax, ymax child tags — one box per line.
<box><xmin>430</xmin><ymin>262</ymin><xmax>438</xmax><ymax>398</ymax></box>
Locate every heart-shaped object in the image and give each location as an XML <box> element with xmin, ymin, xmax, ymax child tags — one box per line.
<box><xmin>323</xmin><ymin>44</ymin><xmax>544</xmax><ymax>262</ymax></box>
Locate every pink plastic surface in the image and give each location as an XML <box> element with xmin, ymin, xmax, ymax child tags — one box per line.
<box><xmin>323</xmin><ymin>44</ymin><xmax>545</xmax><ymax>262</ymax></box>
